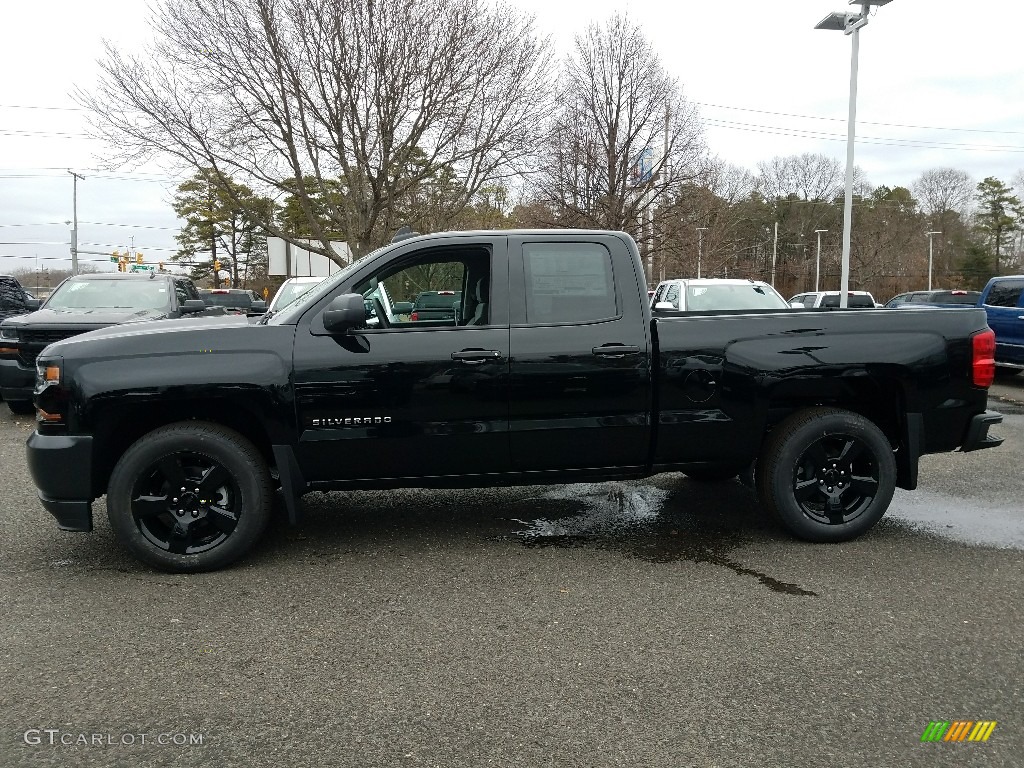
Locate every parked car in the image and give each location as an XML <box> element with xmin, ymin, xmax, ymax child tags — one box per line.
<box><xmin>267</xmin><ymin>277</ymin><xmax>325</xmax><ymax>314</ymax></box>
<box><xmin>24</xmin><ymin>229</ymin><xmax>1001</xmax><ymax>572</ymax></box>
<box><xmin>198</xmin><ymin>288</ymin><xmax>267</xmax><ymax>316</ymax></box>
<box><xmin>651</xmin><ymin>278</ymin><xmax>790</xmax><ymax>312</ymax></box>
<box><xmin>410</xmin><ymin>290</ymin><xmax>461</xmax><ymax>322</ymax></box>
<box><xmin>884</xmin><ymin>289</ymin><xmax>980</xmax><ymax>308</ymax></box>
<box><xmin>976</xmin><ymin>275</ymin><xmax>1024</xmax><ymax>374</ymax></box>
<box><xmin>0</xmin><ymin>272</ymin><xmax>215</xmax><ymax>414</ymax></box>
<box><xmin>788</xmin><ymin>291</ymin><xmax>879</xmax><ymax>309</ymax></box>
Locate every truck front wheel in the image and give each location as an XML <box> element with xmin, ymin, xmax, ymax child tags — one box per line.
<box><xmin>756</xmin><ymin>408</ymin><xmax>896</xmax><ymax>542</ymax></box>
<box><xmin>106</xmin><ymin>421</ymin><xmax>272</xmax><ymax>572</ymax></box>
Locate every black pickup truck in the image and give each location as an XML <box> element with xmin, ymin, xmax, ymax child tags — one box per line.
<box><xmin>1</xmin><ymin>272</ymin><xmax>216</xmax><ymax>414</ymax></box>
<box><xmin>25</xmin><ymin>230</ymin><xmax>1002</xmax><ymax>572</ymax></box>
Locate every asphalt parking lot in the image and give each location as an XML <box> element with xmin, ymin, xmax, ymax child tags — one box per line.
<box><xmin>1</xmin><ymin>386</ymin><xmax>1022</xmax><ymax>768</ymax></box>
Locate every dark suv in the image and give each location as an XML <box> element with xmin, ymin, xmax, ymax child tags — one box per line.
<box><xmin>409</xmin><ymin>290</ymin><xmax>461</xmax><ymax>322</ymax></box>
<box><xmin>0</xmin><ymin>275</ymin><xmax>39</xmax><ymax>323</ymax></box>
<box><xmin>0</xmin><ymin>272</ymin><xmax>212</xmax><ymax>414</ymax></box>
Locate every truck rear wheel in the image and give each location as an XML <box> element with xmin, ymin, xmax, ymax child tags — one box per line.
<box><xmin>107</xmin><ymin>421</ymin><xmax>272</xmax><ymax>572</ymax></box>
<box><xmin>756</xmin><ymin>407</ymin><xmax>895</xmax><ymax>542</ymax></box>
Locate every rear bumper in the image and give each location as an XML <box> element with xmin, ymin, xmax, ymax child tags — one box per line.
<box><xmin>0</xmin><ymin>358</ymin><xmax>33</xmax><ymax>401</ymax></box>
<box><xmin>960</xmin><ymin>410</ymin><xmax>1004</xmax><ymax>453</ymax></box>
<box><xmin>25</xmin><ymin>431</ymin><xmax>94</xmax><ymax>531</ymax></box>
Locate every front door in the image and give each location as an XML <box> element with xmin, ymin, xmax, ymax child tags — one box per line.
<box><xmin>292</xmin><ymin>238</ymin><xmax>510</xmax><ymax>482</ymax></box>
<box><xmin>984</xmin><ymin>278</ymin><xmax>1024</xmax><ymax>365</ymax></box>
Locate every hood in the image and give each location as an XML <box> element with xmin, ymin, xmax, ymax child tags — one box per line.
<box><xmin>7</xmin><ymin>306</ymin><xmax>172</xmax><ymax>327</ymax></box>
<box><xmin>45</xmin><ymin>313</ymin><xmax>251</xmax><ymax>352</ymax></box>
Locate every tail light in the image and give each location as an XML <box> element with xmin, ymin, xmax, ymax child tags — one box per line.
<box><xmin>410</xmin><ymin>311</ymin><xmax>419</xmax><ymax>321</ymax></box>
<box><xmin>971</xmin><ymin>329</ymin><xmax>995</xmax><ymax>388</ymax></box>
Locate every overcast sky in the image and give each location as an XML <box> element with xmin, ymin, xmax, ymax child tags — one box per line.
<box><xmin>2</xmin><ymin>0</ymin><xmax>1022</xmax><ymax>280</ymax></box>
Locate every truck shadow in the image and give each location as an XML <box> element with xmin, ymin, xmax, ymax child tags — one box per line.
<box><xmin>254</xmin><ymin>475</ymin><xmax>818</xmax><ymax>596</ymax></box>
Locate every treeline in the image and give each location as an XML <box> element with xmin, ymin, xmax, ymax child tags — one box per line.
<box><xmin>78</xmin><ymin>0</ymin><xmax>1023</xmax><ymax>298</ymax></box>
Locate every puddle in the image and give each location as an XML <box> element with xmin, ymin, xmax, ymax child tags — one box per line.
<box><xmin>887</xmin><ymin>489</ymin><xmax>1024</xmax><ymax>549</ymax></box>
<box><xmin>511</xmin><ymin>482</ymin><xmax>816</xmax><ymax>596</ymax></box>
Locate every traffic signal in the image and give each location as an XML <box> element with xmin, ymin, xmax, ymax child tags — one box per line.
<box><xmin>136</xmin><ymin>252</ymin><xmax>143</xmax><ymax>264</ymax></box>
<box><xmin>158</xmin><ymin>261</ymin><xmax>164</xmax><ymax>271</ymax></box>
<box><xmin>213</xmin><ymin>260</ymin><xmax>221</xmax><ymax>272</ymax></box>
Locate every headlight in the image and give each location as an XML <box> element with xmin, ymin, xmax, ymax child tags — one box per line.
<box><xmin>35</xmin><ymin>356</ymin><xmax>63</xmax><ymax>390</ymax></box>
<box><xmin>34</xmin><ymin>356</ymin><xmax>67</xmax><ymax>428</ymax></box>
<box><xmin>0</xmin><ymin>324</ymin><xmax>17</xmax><ymax>356</ymax></box>
<box><xmin>0</xmin><ymin>325</ymin><xmax>17</xmax><ymax>340</ymax></box>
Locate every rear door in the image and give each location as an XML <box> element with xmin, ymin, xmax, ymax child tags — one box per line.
<box><xmin>983</xmin><ymin>278</ymin><xmax>1024</xmax><ymax>365</ymax></box>
<box><xmin>507</xmin><ymin>234</ymin><xmax>651</xmax><ymax>473</ymax></box>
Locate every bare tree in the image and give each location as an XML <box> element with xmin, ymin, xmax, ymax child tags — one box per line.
<box><xmin>77</xmin><ymin>0</ymin><xmax>554</xmax><ymax>261</ymax></box>
<box><xmin>912</xmin><ymin>167</ymin><xmax>974</xmax><ymax>221</ymax></box>
<box><xmin>756</xmin><ymin>153</ymin><xmax>845</xmax><ymax>203</ymax></box>
<box><xmin>530</xmin><ymin>14</ymin><xmax>705</xmax><ymax>271</ymax></box>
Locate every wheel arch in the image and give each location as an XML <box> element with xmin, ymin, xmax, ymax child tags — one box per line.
<box><xmin>88</xmin><ymin>397</ymin><xmax>278</xmax><ymax>498</ymax></box>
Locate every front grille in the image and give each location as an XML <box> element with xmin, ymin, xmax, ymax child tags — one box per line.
<box><xmin>17</xmin><ymin>328</ymin><xmax>93</xmax><ymax>366</ymax></box>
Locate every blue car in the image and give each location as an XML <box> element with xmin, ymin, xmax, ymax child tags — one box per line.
<box><xmin>977</xmin><ymin>276</ymin><xmax>1024</xmax><ymax>374</ymax></box>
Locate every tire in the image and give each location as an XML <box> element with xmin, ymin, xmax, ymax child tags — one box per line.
<box><xmin>106</xmin><ymin>421</ymin><xmax>272</xmax><ymax>572</ymax></box>
<box><xmin>683</xmin><ymin>465</ymin><xmax>743</xmax><ymax>482</ymax></box>
<box><xmin>756</xmin><ymin>407</ymin><xmax>896</xmax><ymax>543</ymax></box>
<box><xmin>7</xmin><ymin>399</ymin><xmax>34</xmax><ymax>415</ymax></box>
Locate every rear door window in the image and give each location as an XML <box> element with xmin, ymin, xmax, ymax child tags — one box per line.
<box><xmin>984</xmin><ymin>280</ymin><xmax>1024</xmax><ymax>307</ymax></box>
<box><xmin>522</xmin><ymin>242</ymin><xmax>617</xmax><ymax>325</ymax></box>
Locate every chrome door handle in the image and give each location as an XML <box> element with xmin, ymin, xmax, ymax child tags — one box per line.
<box><xmin>451</xmin><ymin>349</ymin><xmax>501</xmax><ymax>364</ymax></box>
<box><xmin>592</xmin><ymin>344</ymin><xmax>640</xmax><ymax>358</ymax></box>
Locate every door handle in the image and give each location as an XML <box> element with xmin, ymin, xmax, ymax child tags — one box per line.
<box><xmin>592</xmin><ymin>344</ymin><xmax>641</xmax><ymax>358</ymax></box>
<box><xmin>451</xmin><ymin>349</ymin><xmax>501</xmax><ymax>364</ymax></box>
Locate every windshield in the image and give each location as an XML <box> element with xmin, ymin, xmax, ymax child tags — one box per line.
<box><xmin>684</xmin><ymin>284</ymin><xmax>789</xmax><ymax>311</ymax></box>
<box><xmin>46</xmin><ymin>279</ymin><xmax>171</xmax><ymax>311</ymax></box>
<box><xmin>265</xmin><ymin>245</ymin><xmax>388</xmax><ymax>324</ymax></box>
<box><xmin>273</xmin><ymin>280</ymin><xmax>321</xmax><ymax>310</ymax></box>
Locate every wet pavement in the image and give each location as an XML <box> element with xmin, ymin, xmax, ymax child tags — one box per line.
<box><xmin>1</xmin><ymin>400</ymin><xmax>1022</xmax><ymax>768</ymax></box>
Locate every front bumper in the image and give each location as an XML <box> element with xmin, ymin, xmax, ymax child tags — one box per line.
<box><xmin>960</xmin><ymin>410</ymin><xmax>1004</xmax><ymax>453</ymax></box>
<box><xmin>0</xmin><ymin>358</ymin><xmax>34</xmax><ymax>401</ymax></box>
<box><xmin>25</xmin><ymin>431</ymin><xmax>94</xmax><ymax>531</ymax></box>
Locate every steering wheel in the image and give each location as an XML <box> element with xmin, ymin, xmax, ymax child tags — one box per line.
<box><xmin>372</xmin><ymin>297</ymin><xmax>391</xmax><ymax>329</ymax></box>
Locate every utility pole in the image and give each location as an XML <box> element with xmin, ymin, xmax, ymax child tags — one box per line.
<box><xmin>814</xmin><ymin>229</ymin><xmax>829</xmax><ymax>292</ymax></box>
<box><xmin>68</xmin><ymin>170</ymin><xmax>85</xmax><ymax>275</ymax></box>
<box><xmin>926</xmin><ymin>231</ymin><xmax>941</xmax><ymax>290</ymax></box>
<box><xmin>771</xmin><ymin>221</ymin><xmax>779</xmax><ymax>285</ymax></box>
<box><xmin>696</xmin><ymin>227</ymin><xmax>708</xmax><ymax>279</ymax></box>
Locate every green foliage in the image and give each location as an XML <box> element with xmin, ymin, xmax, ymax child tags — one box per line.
<box><xmin>173</xmin><ymin>168</ymin><xmax>275</xmax><ymax>287</ymax></box>
<box><xmin>974</xmin><ymin>176</ymin><xmax>1022</xmax><ymax>273</ymax></box>
<box><xmin>957</xmin><ymin>242</ymin><xmax>996</xmax><ymax>290</ymax></box>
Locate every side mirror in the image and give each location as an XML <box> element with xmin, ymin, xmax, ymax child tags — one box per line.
<box><xmin>250</xmin><ymin>299</ymin><xmax>267</xmax><ymax>313</ymax></box>
<box><xmin>25</xmin><ymin>298</ymin><xmax>41</xmax><ymax>311</ymax></box>
<box><xmin>323</xmin><ymin>293</ymin><xmax>368</xmax><ymax>333</ymax></box>
<box><xmin>392</xmin><ymin>301</ymin><xmax>413</xmax><ymax>315</ymax></box>
<box><xmin>181</xmin><ymin>299</ymin><xmax>207</xmax><ymax>314</ymax></box>
<box><xmin>654</xmin><ymin>301</ymin><xmax>675</xmax><ymax>311</ymax></box>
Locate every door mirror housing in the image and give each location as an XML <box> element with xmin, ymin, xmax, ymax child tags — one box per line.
<box><xmin>181</xmin><ymin>299</ymin><xmax>207</xmax><ymax>314</ymax></box>
<box><xmin>654</xmin><ymin>301</ymin><xmax>675</xmax><ymax>311</ymax></box>
<box><xmin>392</xmin><ymin>301</ymin><xmax>414</xmax><ymax>315</ymax></box>
<box><xmin>250</xmin><ymin>299</ymin><xmax>267</xmax><ymax>313</ymax></box>
<box><xmin>25</xmin><ymin>298</ymin><xmax>42</xmax><ymax>311</ymax></box>
<box><xmin>323</xmin><ymin>293</ymin><xmax>369</xmax><ymax>333</ymax></box>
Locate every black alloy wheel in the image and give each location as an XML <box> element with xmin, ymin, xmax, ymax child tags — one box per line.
<box><xmin>757</xmin><ymin>407</ymin><xmax>896</xmax><ymax>543</ymax></box>
<box><xmin>107</xmin><ymin>422</ymin><xmax>271</xmax><ymax>572</ymax></box>
<box><xmin>131</xmin><ymin>451</ymin><xmax>241</xmax><ymax>555</ymax></box>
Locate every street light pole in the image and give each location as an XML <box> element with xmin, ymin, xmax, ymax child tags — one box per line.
<box><xmin>68</xmin><ymin>170</ymin><xmax>84</xmax><ymax>276</ymax></box>
<box><xmin>696</xmin><ymin>227</ymin><xmax>708</xmax><ymax>278</ymax></box>
<box><xmin>815</xmin><ymin>1</ymin><xmax>893</xmax><ymax>308</ymax></box>
<box><xmin>814</xmin><ymin>229</ymin><xmax>828</xmax><ymax>292</ymax></box>
<box><xmin>926</xmin><ymin>230</ymin><xmax>941</xmax><ymax>290</ymax></box>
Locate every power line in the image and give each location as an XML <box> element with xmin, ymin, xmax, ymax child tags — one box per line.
<box><xmin>703</xmin><ymin>119</ymin><xmax>1024</xmax><ymax>154</ymax></box>
<box><xmin>695</xmin><ymin>101</ymin><xmax>1024</xmax><ymax>137</ymax></box>
<box><xmin>0</xmin><ymin>104</ymin><xmax>84</xmax><ymax>111</ymax></box>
